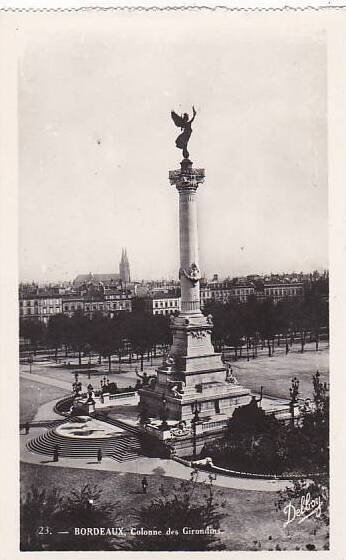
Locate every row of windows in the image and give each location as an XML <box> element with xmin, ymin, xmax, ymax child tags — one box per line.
<box><xmin>20</xmin><ymin>299</ymin><xmax>61</xmax><ymax>306</ymax></box>
<box><xmin>265</xmin><ymin>288</ymin><xmax>302</xmax><ymax>296</ymax></box>
<box><xmin>211</xmin><ymin>289</ymin><xmax>253</xmax><ymax>297</ymax></box>
<box><xmin>20</xmin><ymin>308</ymin><xmax>61</xmax><ymax>315</ymax></box>
<box><xmin>154</xmin><ymin>300</ymin><xmax>179</xmax><ymax>308</ymax></box>
<box><xmin>153</xmin><ymin>309</ymin><xmax>175</xmax><ymax>315</ymax></box>
<box><xmin>64</xmin><ymin>302</ymin><xmax>131</xmax><ymax>312</ymax></box>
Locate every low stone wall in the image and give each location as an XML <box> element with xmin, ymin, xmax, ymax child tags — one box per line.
<box><xmin>54</xmin><ymin>396</ymin><xmax>75</xmax><ymax>417</ymax></box>
<box><xmin>174</xmin><ymin>457</ymin><xmax>327</xmax><ymax>481</ymax></box>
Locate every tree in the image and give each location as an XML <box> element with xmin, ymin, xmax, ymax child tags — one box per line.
<box><xmin>52</xmin><ymin>484</ymin><xmax>121</xmax><ymax>550</ymax></box>
<box><xmin>21</xmin><ymin>484</ymin><xmax>122</xmax><ymax>551</ymax></box>
<box><xmin>68</xmin><ymin>311</ymin><xmax>91</xmax><ymax>365</ymax></box>
<box><xmin>20</xmin><ymin>486</ymin><xmax>63</xmax><ymax>551</ymax></box>
<box><xmin>113</xmin><ymin>312</ymin><xmax>128</xmax><ymax>372</ymax></box>
<box><xmin>95</xmin><ymin>317</ymin><xmax>117</xmax><ymax>373</ymax></box>
<box><xmin>46</xmin><ymin>314</ymin><xmax>70</xmax><ymax>361</ymax></box>
<box><xmin>127</xmin><ymin>312</ymin><xmax>155</xmax><ymax>371</ymax></box>
<box><xmin>204</xmin><ymin>397</ymin><xmax>288</xmax><ymax>474</ymax></box>
<box><xmin>129</xmin><ymin>470</ymin><xmax>225</xmax><ymax>551</ymax></box>
<box><xmin>19</xmin><ymin>319</ymin><xmax>45</xmax><ymax>354</ymax></box>
<box><xmin>151</xmin><ymin>314</ymin><xmax>171</xmax><ymax>355</ymax></box>
<box><xmin>203</xmin><ymin>301</ymin><xmax>229</xmax><ymax>352</ymax></box>
<box><xmin>257</xmin><ymin>299</ymin><xmax>279</xmax><ymax>357</ymax></box>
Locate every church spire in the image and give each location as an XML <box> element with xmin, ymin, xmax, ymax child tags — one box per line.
<box><xmin>119</xmin><ymin>248</ymin><xmax>130</xmax><ymax>283</ymax></box>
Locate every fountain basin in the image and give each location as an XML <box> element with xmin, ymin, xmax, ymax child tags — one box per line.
<box><xmin>56</xmin><ymin>417</ymin><xmax>124</xmax><ymax>439</ymax></box>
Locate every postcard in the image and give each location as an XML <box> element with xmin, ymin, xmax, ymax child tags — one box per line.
<box><xmin>0</xmin><ymin>4</ymin><xmax>345</xmax><ymax>559</ymax></box>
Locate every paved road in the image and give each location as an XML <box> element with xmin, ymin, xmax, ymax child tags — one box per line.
<box><xmin>20</xmin><ymin>371</ymin><xmax>83</xmax><ymax>392</ymax></box>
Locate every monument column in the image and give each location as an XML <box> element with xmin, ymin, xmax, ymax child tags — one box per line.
<box><xmin>176</xmin><ymin>159</ymin><xmax>204</xmax><ymax>316</ymax></box>
<box><xmin>138</xmin><ymin>108</ymin><xmax>251</xmax><ymax>424</ymax></box>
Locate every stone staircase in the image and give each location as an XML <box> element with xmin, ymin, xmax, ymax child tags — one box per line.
<box><xmin>26</xmin><ymin>428</ymin><xmax>143</xmax><ymax>462</ymax></box>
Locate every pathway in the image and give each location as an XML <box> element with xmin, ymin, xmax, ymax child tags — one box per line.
<box><xmin>20</xmin><ymin>397</ymin><xmax>292</xmax><ymax>493</ymax></box>
<box><xmin>20</xmin><ymin>429</ymin><xmax>290</xmax><ymax>492</ymax></box>
<box><xmin>20</xmin><ymin>371</ymin><xmax>87</xmax><ymax>393</ymax></box>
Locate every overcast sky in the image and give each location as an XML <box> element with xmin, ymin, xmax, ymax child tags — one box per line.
<box><xmin>18</xmin><ymin>13</ymin><xmax>328</xmax><ymax>283</ymax></box>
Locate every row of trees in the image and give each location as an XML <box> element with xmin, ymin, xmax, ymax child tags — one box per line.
<box><xmin>20</xmin><ymin>311</ymin><xmax>171</xmax><ymax>371</ymax></box>
<box><xmin>20</xmin><ymin>287</ymin><xmax>328</xmax><ymax>367</ymax></box>
<box><xmin>204</xmin><ymin>291</ymin><xmax>328</xmax><ymax>356</ymax></box>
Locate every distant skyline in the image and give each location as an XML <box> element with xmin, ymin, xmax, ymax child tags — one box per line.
<box><xmin>19</xmin><ymin>267</ymin><xmax>329</xmax><ymax>287</ymax></box>
<box><xmin>19</xmin><ymin>14</ymin><xmax>328</xmax><ymax>283</ymax></box>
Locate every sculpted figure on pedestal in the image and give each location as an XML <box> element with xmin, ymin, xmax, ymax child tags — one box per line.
<box><xmin>180</xmin><ymin>263</ymin><xmax>201</xmax><ymax>284</ymax></box>
<box><xmin>225</xmin><ymin>363</ymin><xmax>238</xmax><ymax>384</ymax></box>
<box><xmin>171</xmin><ymin>106</ymin><xmax>197</xmax><ymax>159</ymax></box>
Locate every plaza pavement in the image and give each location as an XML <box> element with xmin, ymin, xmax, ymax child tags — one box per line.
<box><xmin>20</xmin><ymin>347</ymin><xmax>327</xmax><ymax>491</ymax></box>
<box><xmin>20</xmin><ymin>370</ymin><xmax>84</xmax><ymax>392</ymax></box>
<box><xmin>20</xmin><ymin>397</ymin><xmax>292</xmax><ymax>493</ymax></box>
<box><xmin>20</xmin><ymin>429</ymin><xmax>290</xmax><ymax>493</ymax></box>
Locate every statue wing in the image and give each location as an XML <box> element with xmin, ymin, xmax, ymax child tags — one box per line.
<box><xmin>171</xmin><ymin>110</ymin><xmax>185</xmax><ymax>128</ymax></box>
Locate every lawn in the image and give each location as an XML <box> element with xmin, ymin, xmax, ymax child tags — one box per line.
<box><xmin>233</xmin><ymin>345</ymin><xmax>329</xmax><ymax>400</ymax></box>
<box><xmin>20</xmin><ymin>462</ymin><xmax>328</xmax><ymax>551</ymax></box>
<box><xmin>20</xmin><ymin>378</ymin><xmax>68</xmax><ymax>423</ymax></box>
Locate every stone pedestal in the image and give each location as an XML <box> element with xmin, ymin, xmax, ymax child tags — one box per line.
<box><xmin>139</xmin><ymin>158</ymin><xmax>251</xmax><ymax>424</ymax></box>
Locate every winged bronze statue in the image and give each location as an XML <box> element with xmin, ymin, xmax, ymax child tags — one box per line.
<box><xmin>171</xmin><ymin>106</ymin><xmax>197</xmax><ymax>159</ymax></box>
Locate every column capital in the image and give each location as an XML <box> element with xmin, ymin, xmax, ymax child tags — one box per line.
<box><xmin>169</xmin><ymin>159</ymin><xmax>205</xmax><ymax>192</ymax></box>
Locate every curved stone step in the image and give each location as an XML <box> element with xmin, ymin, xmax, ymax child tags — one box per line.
<box><xmin>26</xmin><ymin>429</ymin><xmax>142</xmax><ymax>462</ymax></box>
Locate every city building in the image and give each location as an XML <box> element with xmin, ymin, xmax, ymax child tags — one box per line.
<box><xmin>260</xmin><ymin>282</ymin><xmax>304</xmax><ymax>303</ymax></box>
<box><xmin>144</xmin><ymin>292</ymin><xmax>181</xmax><ymax>315</ymax></box>
<box><xmin>19</xmin><ymin>294</ymin><xmax>63</xmax><ymax>324</ymax></box>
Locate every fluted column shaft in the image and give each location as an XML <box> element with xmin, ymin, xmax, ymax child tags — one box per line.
<box><xmin>177</xmin><ymin>185</ymin><xmax>201</xmax><ymax>314</ymax></box>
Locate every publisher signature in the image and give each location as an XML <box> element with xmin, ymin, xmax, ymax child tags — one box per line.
<box><xmin>283</xmin><ymin>492</ymin><xmax>323</xmax><ymax>527</ymax></box>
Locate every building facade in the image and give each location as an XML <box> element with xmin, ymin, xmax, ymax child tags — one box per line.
<box><xmin>144</xmin><ymin>292</ymin><xmax>181</xmax><ymax>315</ymax></box>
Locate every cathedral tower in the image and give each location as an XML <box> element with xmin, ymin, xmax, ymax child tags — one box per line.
<box><xmin>119</xmin><ymin>248</ymin><xmax>130</xmax><ymax>283</ymax></box>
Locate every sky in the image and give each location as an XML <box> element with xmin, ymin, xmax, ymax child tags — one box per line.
<box><xmin>18</xmin><ymin>12</ymin><xmax>328</xmax><ymax>283</ymax></box>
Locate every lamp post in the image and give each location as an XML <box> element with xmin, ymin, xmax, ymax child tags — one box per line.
<box><xmin>160</xmin><ymin>393</ymin><xmax>169</xmax><ymax>431</ymax></box>
<box><xmin>289</xmin><ymin>376</ymin><xmax>299</xmax><ymax>427</ymax></box>
<box><xmin>191</xmin><ymin>401</ymin><xmax>201</xmax><ymax>459</ymax></box>
<box><xmin>28</xmin><ymin>354</ymin><xmax>33</xmax><ymax>374</ymax></box>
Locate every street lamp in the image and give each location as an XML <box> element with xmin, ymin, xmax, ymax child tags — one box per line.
<box><xmin>28</xmin><ymin>354</ymin><xmax>33</xmax><ymax>374</ymax></box>
<box><xmin>289</xmin><ymin>376</ymin><xmax>299</xmax><ymax>427</ymax></box>
<box><xmin>160</xmin><ymin>393</ymin><xmax>169</xmax><ymax>431</ymax></box>
<box><xmin>191</xmin><ymin>401</ymin><xmax>202</xmax><ymax>460</ymax></box>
